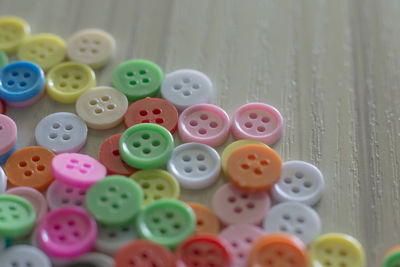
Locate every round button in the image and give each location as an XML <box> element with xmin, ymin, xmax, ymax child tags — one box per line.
<box><xmin>226</xmin><ymin>144</ymin><xmax>282</xmax><ymax>192</ymax></box>
<box><xmin>66</xmin><ymin>28</ymin><xmax>115</xmax><ymax>69</ymax></box>
<box><xmin>136</xmin><ymin>199</ymin><xmax>196</xmax><ymax>248</ymax></box>
<box><xmin>17</xmin><ymin>33</ymin><xmax>66</xmax><ymax>71</ymax></box>
<box><xmin>76</xmin><ymin>86</ymin><xmax>128</xmax><ymax>129</ymax></box>
<box><xmin>35</xmin><ymin>112</ymin><xmax>88</xmax><ymax>154</ymax></box>
<box><xmin>37</xmin><ymin>206</ymin><xmax>97</xmax><ymax>258</ymax></box>
<box><xmin>119</xmin><ymin>123</ymin><xmax>174</xmax><ymax>169</ymax></box>
<box><xmin>0</xmin><ymin>16</ymin><xmax>30</xmax><ymax>53</ymax></box>
<box><xmin>6</xmin><ymin>146</ymin><xmax>55</xmax><ymax>191</ymax></box>
<box><xmin>130</xmin><ymin>169</ymin><xmax>180</xmax><ymax>207</ymax></box>
<box><xmin>46</xmin><ymin>180</ymin><xmax>87</xmax><ymax>210</ymax></box>
<box><xmin>232</xmin><ymin>103</ymin><xmax>284</xmax><ymax>145</ymax></box>
<box><xmin>0</xmin><ymin>144</ymin><xmax>16</xmax><ymax>164</ymax></box>
<box><xmin>0</xmin><ymin>114</ymin><xmax>17</xmax><ymax>155</ymax></box>
<box><xmin>96</xmin><ymin>222</ymin><xmax>138</xmax><ymax>255</ymax></box>
<box><xmin>124</xmin><ymin>97</ymin><xmax>179</xmax><ymax>133</ymax></box>
<box><xmin>187</xmin><ymin>202</ymin><xmax>220</xmax><ymax>235</ymax></box>
<box><xmin>382</xmin><ymin>247</ymin><xmax>400</xmax><ymax>267</ymax></box>
<box><xmin>212</xmin><ymin>183</ymin><xmax>271</xmax><ymax>226</ymax></box>
<box><xmin>0</xmin><ymin>245</ymin><xmax>51</xmax><ymax>267</ymax></box>
<box><xmin>4</xmin><ymin>87</ymin><xmax>44</xmax><ymax>107</ymax></box>
<box><xmin>178</xmin><ymin>104</ymin><xmax>231</xmax><ymax>148</ymax></box>
<box><xmin>271</xmin><ymin>161</ymin><xmax>324</xmax><ymax>206</ymax></box>
<box><xmin>263</xmin><ymin>202</ymin><xmax>321</xmax><ymax>245</ymax></box>
<box><xmin>51</xmin><ymin>152</ymin><xmax>106</xmax><ymax>189</ymax></box>
<box><xmin>63</xmin><ymin>253</ymin><xmax>114</xmax><ymax>267</ymax></box>
<box><xmin>161</xmin><ymin>69</ymin><xmax>212</xmax><ymax>111</ymax></box>
<box><xmin>46</xmin><ymin>62</ymin><xmax>96</xmax><ymax>104</ymax></box>
<box><xmin>0</xmin><ymin>166</ymin><xmax>7</xmax><ymax>193</ymax></box>
<box><xmin>167</xmin><ymin>143</ymin><xmax>221</xmax><ymax>189</ymax></box>
<box><xmin>0</xmin><ymin>49</ymin><xmax>8</xmax><ymax>69</ymax></box>
<box><xmin>112</xmin><ymin>59</ymin><xmax>163</xmax><ymax>101</ymax></box>
<box><xmin>0</xmin><ymin>98</ymin><xmax>5</xmax><ymax>114</ymax></box>
<box><xmin>309</xmin><ymin>233</ymin><xmax>365</xmax><ymax>267</ymax></box>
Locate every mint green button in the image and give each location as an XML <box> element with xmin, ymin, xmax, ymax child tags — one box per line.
<box><xmin>0</xmin><ymin>195</ymin><xmax>36</xmax><ymax>237</ymax></box>
<box><xmin>136</xmin><ymin>199</ymin><xmax>195</xmax><ymax>248</ymax></box>
<box><xmin>112</xmin><ymin>59</ymin><xmax>163</xmax><ymax>102</ymax></box>
<box><xmin>85</xmin><ymin>175</ymin><xmax>143</xmax><ymax>226</ymax></box>
<box><xmin>382</xmin><ymin>250</ymin><xmax>400</xmax><ymax>267</ymax></box>
<box><xmin>119</xmin><ymin>123</ymin><xmax>174</xmax><ymax>169</ymax></box>
<box><xmin>0</xmin><ymin>50</ymin><xmax>7</xmax><ymax>69</ymax></box>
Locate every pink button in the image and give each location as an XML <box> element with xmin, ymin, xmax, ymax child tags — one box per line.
<box><xmin>219</xmin><ymin>224</ymin><xmax>265</xmax><ymax>267</ymax></box>
<box><xmin>178</xmin><ymin>104</ymin><xmax>230</xmax><ymax>147</ymax></box>
<box><xmin>52</xmin><ymin>153</ymin><xmax>106</xmax><ymax>189</ymax></box>
<box><xmin>37</xmin><ymin>206</ymin><xmax>97</xmax><ymax>258</ymax></box>
<box><xmin>46</xmin><ymin>180</ymin><xmax>87</xmax><ymax>210</ymax></box>
<box><xmin>212</xmin><ymin>183</ymin><xmax>271</xmax><ymax>226</ymax></box>
<box><xmin>0</xmin><ymin>114</ymin><xmax>17</xmax><ymax>154</ymax></box>
<box><xmin>231</xmin><ymin>103</ymin><xmax>284</xmax><ymax>145</ymax></box>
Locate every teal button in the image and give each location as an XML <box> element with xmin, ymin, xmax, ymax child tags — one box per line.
<box><xmin>0</xmin><ymin>50</ymin><xmax>7</xmax><ymax>69</ymax></box>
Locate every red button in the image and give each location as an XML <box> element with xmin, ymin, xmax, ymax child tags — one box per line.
<box><xmin>0</xmin><ymin>98</ymin><xmax>5</xmax><ymax>114</ymax></box>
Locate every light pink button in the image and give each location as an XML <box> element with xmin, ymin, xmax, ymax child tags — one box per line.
<box><xmin>212</xmin><ymin>183</ymin><xmax>271</xmax><ymax>226</ymax></box>
<box><xmin>37</xmin><ymin>206</ymin><xmax>97</xmax><ymax>259</ymax></box>
<box><xmin>46</xmin><ymin>180</ymin><xmax>87</xmax><ymax>210</ymax></box>
<box><xmin>52</xmin><ymin>153</ymin><xmax>106</xmax><ymax>189</ymax></box>
<box><xmin>219</xmin><ymin>224</ymin><xmax>265</xmax><ymax>267</ymax></box>
<box><xmin>231</xmin><ymin>103</ymin><xmax>284</xmax><ymax>145</ymax></box>
<box><xmin>0</xmin><ymin>114</ymin><xmax>17</xmax><ymax>154</ymax></box>
<box><xmin>178</xmin><ymin>104</ymin><xmax>230</xmax><ymax>147</ymax></box>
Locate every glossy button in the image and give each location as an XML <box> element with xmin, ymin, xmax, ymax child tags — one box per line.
<box><xmin>0</xmin><ymin>245</ymin><xmax>51</xmax><ymax>267</ymax></box>
<box><xmin>46</xmin><ymin>180</ymin><xmax>87</xmax><ymax>210</ymax></box>
<box><xmin>0</xmin><ymin>144</ymin><xmax>15</xmax><ymax>164</ymax></box>
<box><xmin>112</xmin><ymin>59</ymin><xmax>163</xmax><ymax>101</ymax></box>
<box><xmin>62</xmin><ymin>253</ymin><xmax>114</xmax><ymax>267</ymax></box>
<box><xmin>96</xmin><ymin>222</ymin><xmax>138</xmax><ymax>255</ymax></box>
<box><xmin>76</xmin><ymin>86</ymin><xmax>128</xmax><ymax>129</ymax></box>
<box><xmin>0</xmin><ymin>16</ymin><xmax>30</xmax><ymax>53</ymax></box>
<box><xmin>0</xmin><ymin>49</ymin><xmax>8</xmax><ymax>69</ymax></box>
<box><xmin>187</xmin><ymin>202</ymin><xmax>220</xmax><ymax>235</ymax></box>
<box><xmin>167</xmin><ymin>143</ymin><xmax>221</xmax><ymax>189</ymax></box>
<box><xmin>0</xmin><ymin>166</ymin><xmax>7</xmax><ymax>193</ymax></box>
<box><xmin>382</xmin><ymin>247</ymin><xmax>400</xmax><ymax>267</ymax></box>
<box><xmin>0</xmin><ymin>114</ymin><xmax>17</xmax><ymax>155</ymax></box>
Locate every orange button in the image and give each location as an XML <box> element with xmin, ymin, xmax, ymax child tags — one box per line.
<box><xmin>249</xmin><ymin>233</ymin><xmax>308</xmax><ymax>267</ymax></box>
<box><xmin>226</xmin><ymin>144</ymin><xmax>282</xmax><ymax>192</ymax></box>
<box><xmin>187</xmin><ymin>202</ymin><xmax>220</xmax><ymax>235</ymax></box>
<box><xmin>5</xmin><ymin>146</ymin><xmax>55</xmax><ymax>191</ymax></box>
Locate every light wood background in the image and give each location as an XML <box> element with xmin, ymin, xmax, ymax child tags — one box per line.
<box><xmin>1</xmin><ymin>0</ymin><xmax>397</xmax><ymax>266</ymax></box>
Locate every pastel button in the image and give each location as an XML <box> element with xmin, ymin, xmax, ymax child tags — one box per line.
<box><xmin>187</xmin><ymin>202</ymin><xmax>220</xmax><ymax>235</ymax></box>
<box><xmin>46</xmin><ymin>62</ymin><xmax>96</xmax><ymax>104</ymax></box>
<box><xmin>5</xmin><ymin>87</ymin><xmax>45</xmax><ymax>107</ymax></box>
<box><xmin>0</xmin><ymin>166</ymin><xmax>7</xmax><ymax>193</ymax></box>
<box><xmin>0</xmin><ymin>16</ymin><xmax>30</xmax><ymax>53</ymax></box>
<box><xmin>0</xmin><ymin>49</ymin><xmax>8</xmax><ymax>69</ymax></box>
<box><xmin>75</xmin><ymin>86</ymin><xmax>128</xmax><ymax>129</ymax></box>
<box><xmin>96</xmin><ymin>222</ymin><xmax>138</xmax><ymax>255</ymax></box>
<box><xmin>112</xmin><ymin>59</ymin><xmax>163</xmax><ymax>101</ymax></box>
<box><xmin>0</xmin><ymin>245</ymin><xmax>51</xmax><ymax>267</ymax></box>
<box><xmin>0</xmin><ymin>114</ymin><xmax>17</xmax><ymax>155</ymax></box>
<box><xmin>382</xmin><ymin>247</ymin><xmax>400</xmax><ymax>267</ymax></box>
<box><xmin>0</xmin><ymin>144</ymin><xmax>16</xmax><ymax>164</ymax></box>
<box><xmin>63</xmin><ymin>253</ymin><xmax>114</xmax><ymax>267</ymax></box>
<box><xmin>161</xmin><ymin>69</ymin><xmax>212</xmax><ymax>111</ymax></box>
<box><xmin>231</xmin><ymin>102</ymin><xmax>284</xmax><ymax>145</ymax></box>
<box><xmin>46</xmin><ymin>180</ymin><xmax>87</xmax><ymax>210</ymax></box>
<box><xmin>167</xmin><ymin>143</ymin><xmax>221</xmax><ymax>189</ymax></box>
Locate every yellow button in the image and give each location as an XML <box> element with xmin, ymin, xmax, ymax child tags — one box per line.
<box><xmin>309</xmin><ymin>233</ymin><xmax>365</xmax><ymax>267</ymax></box>
<box><xmin>0</xmin><ymin>16</ymin><xmax>30</xmax><ymax>53</ymax></box>
<box><xmin>46</xmin><ymin>62</ymin><xmax>96</xmax><ymax>104</ymax></box>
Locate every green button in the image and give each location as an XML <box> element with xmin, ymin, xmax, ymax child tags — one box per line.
<box><xmin>0</xmin><ymin>195</ymin><xmax>36</xmax><ymax>237</ymax></box>
<box><xmin>0</xmin><ymin>50</ymin><xmax>8</xmax><ymax>69</ymax></box>
<box><xmin>85</xmin><ymin>175</ymin><xmax>143</xmax><ymax>226</ymax></box>
<box><xmin>382</xmin><ymin>250</ymin><xmax>400</xmax><ymax>267</ymax></box>
<box><xmin>119</xmin><ymin>123</ymin><xmax>174</xmax><ymax>169</ymax></box>
<box><xmin>112</xmin><ymin>59</ymin><xmax>163</xmax><ymax>102</ymax></box>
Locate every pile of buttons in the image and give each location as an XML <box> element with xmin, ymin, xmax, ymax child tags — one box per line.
<box><xmin>0</xmin><ymin>15</ymin><xmax>372</xmax><ymax>267</ymax></box>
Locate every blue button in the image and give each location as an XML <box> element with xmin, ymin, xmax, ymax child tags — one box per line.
<box><xmin>0</xmin><ymin>144</ymin><xmax>16</xmax><ymax>164</ymax></box>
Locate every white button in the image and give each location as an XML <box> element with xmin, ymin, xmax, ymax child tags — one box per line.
<box><xmin>66</xmin><ymin>29</ymin><xmax>115</xmax><ymax>69</ymax></box>
<box><xmin>46</xmin><ymin>180</ymin><xmax>87</xmax><ymax>210</ymax></box>
<box><xmin>58</xmin><ymin>253</ymin><xmax>114</xmax><ymax>267</ymax></box>
<box><xmin>263</xmin><ymin>201</ymin><xmax>321</xmax><ymax>245</ymax></box>
<box><xmin>96</xmin><ymin>223</ymin><xmax>138</xmax><ymax>256</ymax></box>
<box><xmin>0</xmin><ymin>245</ymin><xmax>51</xmax><ymax>267</ymax></box>
<box><xmin>35</xmin><ymin>112</ymin><xmax>88</xmax><ymax>154</ymax></box>
<box><xmin>0</xmin><ymin>166</ymin><xmax>7</xmax><ymax>193</ymax></box>
<box><xmin>271</xmin><ymin>160</ymin><xmax>324</xmax><ymax>206</ymax></box>
<box><xmin>161</xmin><ymin>69</ymin><xmax>212</xmax><ymax>111</ymax></box>
<box><xmin>167</xmin><ymin>142</ymin><xmax>221</xmax><ymax>189</ymax></box>
<box><xmin>76</xmin><ymin>86</ymin><xmax>128</xmax><ymax>129</ymax></box>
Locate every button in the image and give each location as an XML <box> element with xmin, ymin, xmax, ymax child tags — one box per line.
<box><xmin>119</xmin><ymin>123</ymin><xmax>174</xmax><ymax>169</ymax></box>
<box><xmin>0</xmin><ymin>49</ymin><xmax>8</xmax><ymax>69</ymax></box>
<box><xmin>114</xmin><ymin>240</ymin><xmax>175</xmax><ymax>267</ymax></box>
<box><xmin>63</xmin><ymin>253</ymin><xmax>114</xmax><ymax>267</ymax></box>
<box><xmin>6</xmin><ymin>146</ymin><xmax>55</xmax><ymax>191</ymax></box>
<box><xmin>382</xmin><ymin>246</ymin><xmax>400</xmax><ymax>267</ymax></box>
<box><xmin>130</xmin><ymin>169</ymin><xmax>180</xmax><ymax>207</ymax></box>
<box><xmin>232</xmin><ymin>103</ymin><xmax>284</xmax><ymax>145</ymax></box>
<box><xmin>4</xmin><ymin>87</ymin><xmax>45</xmax><ymax>107</ymax></box>
<box><xmin>0</xmin><ymin>166</ymin><xmax>7</xmax><ymax>193</ymax></box>
<box><xmin>17</xmin><ymin>33</ymin><xmax>66</xmax><ymax>71</ymax></box>
<box><xmin>0</xmin><ymin>16</ymin><xmax>30</xmax><ymax>53</ymax></box>
<box><xmin>212</xmin><ymin>183</ymin><xmax>271</xmax><ymax>226</ymax></box>
<box><xmin>309</xmin><ymin>233</ymin><xmax>365</xmax><ymax>267</ymax></box>
<box><xmin>161</xmin><ymin>69</ymin><xmax>212</xmax><ymax>111</ymax></box>
<box><xmin>226</xmin><ymin>144</ymin><xmax>282</xmax><ymax>192</ymax></box>
<box><xmin>0</xmin><ymin>195</ymin><xmax>36</xmax><ymax>237</ymax></box>
<box><xmin>0</xmin><ymin>144</ymin><xmax>16</xmax><ymax>164</ymax></box>
<box><xmin>51</xmin><ymin>152</ymin><xmax>106</xmax><ymax>189</ymax></box>
<box><xmin>46</xmin><ymin>180</ymin><xmax>87</xmax><ymax>210</ymax></box>
<box><xmin>37</xmin><ymin>206</ymin><xmax>97</xmax><ymax>258</ymax></box>
<box><xmin>263</xmin><ymin>202</ymin><xmax>321</xmax><ymax>245</ymax></box>
<box><xmin>271</xmin><ymin>161</ymin><xmax>324</xmax><ymax>206</ymax></box>
<box><xmin>124</xmin><ymin>97</ymin><xmax>179</xmax><ymax>133</ymax></box>
<box><xmin>178</xmin><ymin>104</ymin><xmax>230</xmax><ymax>147</ymax></box>
<box><xmin>75</xmin><ymin>86</ymin><xmax>128</xmax><ymax>129</ymax></box>
<box><xmin>136</xmin><ymin>199</ymin><xmax>196</xmax><ymax>248</ymax></box>
<box><xmin>0</xmin><ymin>114</ymin><xmax>17</xmax><ymax>155</ymax></box>
<box><xmin>167</xmin><ymin>142</ymin><xmax>221</xmax><ymax>189</ymax></box>
<box><xmin>95</xmin><ymin>222</ymin><xmax>138</xmax><ymax>255</ymax></box>
<box><xmin>187</xmin><ymin>202</ymin><xmax>220</xmax><ymax>235</ymax></box>
<box><xmin>112</xmin><ymin>59</ymin><xmax>163</xmax><ymax>101</ymax></box>
<box><xmin>0</xmin><ymin>98</ymin><xmax>5</xmax><ymax>114</ymax></box>
<box><xmin>0</xmin><ymin>245</ymin><xmax>51</xmax><ymax>267</ymax></box>
<box><xmin>46</xmin><ymin>62</ymin><xmax>96</xmax><ymax>104</ymax></box>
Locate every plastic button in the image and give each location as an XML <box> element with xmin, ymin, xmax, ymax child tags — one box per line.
<box><xmin>0</xmin><ymin>114</ymin><xmax>17</xmax><ymax>155</ymax></box>
<box><xmin>0</xmin><ymin>245</ymin><xmax>51</xmax><ymax>267</ymax></box>
<box><xmin>46</xmin><ymin>62</ymin><xmax>96</xmax><ymax>104</ymax></box>
<box><xmin>212</xmin><ymin>183</ymin><xmax>271</xmax><ymax>226</ymax></box>
<box><xmin>187</xmin><ymin>202</ymin><xmax>220</xmax><ymax>235</ymax></box>
<box><xmin>167</xmin><ymin>143</ymin><xmax>221</xmax><ymax>189</ymax></box>
<box><xmin>0</xmin><ymin>166</ymin><xmax>7</xmax><ymax>193</ymax></box>
<box><xmin>46</xmin><ymin>180</ymin><xmax>87</xmax><ymax>210</ymax></box>
<box><xmin>119</xmin><ymin>123</ymin><xmax>174</xmax><ymax>169</ymax></box>
<box><xmin>124</xmin><ymin>97</ymin><xmax>178</xmax><ymax>133</ymax></box>
<box><xmin>382</xmin><ymin>247</ymin><xmax>400</xmax><ymax>267</ymax></box>
<box><xmin>63</xmin><ymin>253</ymin><xmax>114</xmax><ymax>267</ymax></box>
<box><xmin>226</xmin><ymin>144</ymin><xmax>282</xmax><ymax>192</ymax></box>
<box><xmin>4</xmin><ymin>87</ymin><xmax>45</xmax><ymax>107</ymax></box>
<box><xmin>76</xmin><ymin>86</ymin><xmax>128</xmax><ymax>129</ymax></box>
<box><xmin>37</xmin><ymin>206</ymin><xmax>97</xmax><ymax>258</ymax></box>
<box><xmin>96</xmin><ymin>222</ymin><xmax>138</xmax><ymax>255</ymax></box>
<box><xmin>0</xmin><ymin>49</ymin><xmax>8</xmax><ymax>69</ymax></box>
<box><xmin>66</xmin><ymin>28</ymin><xmax>115</xmax><ymax>69</ymax></box>
<box><xmin>0</xmin><ymin>16</ymin><xmax>30</xmax><ymax>53</ymax></box>
<box><xmin>0</xmin><ymin>144</ymin><xmax>15</xmax><ymax>164</ymax></box>
<box><xmin>112</xmin><ymin>59</ymin><xmax>163</xmax><ymax>101</ymax></box>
